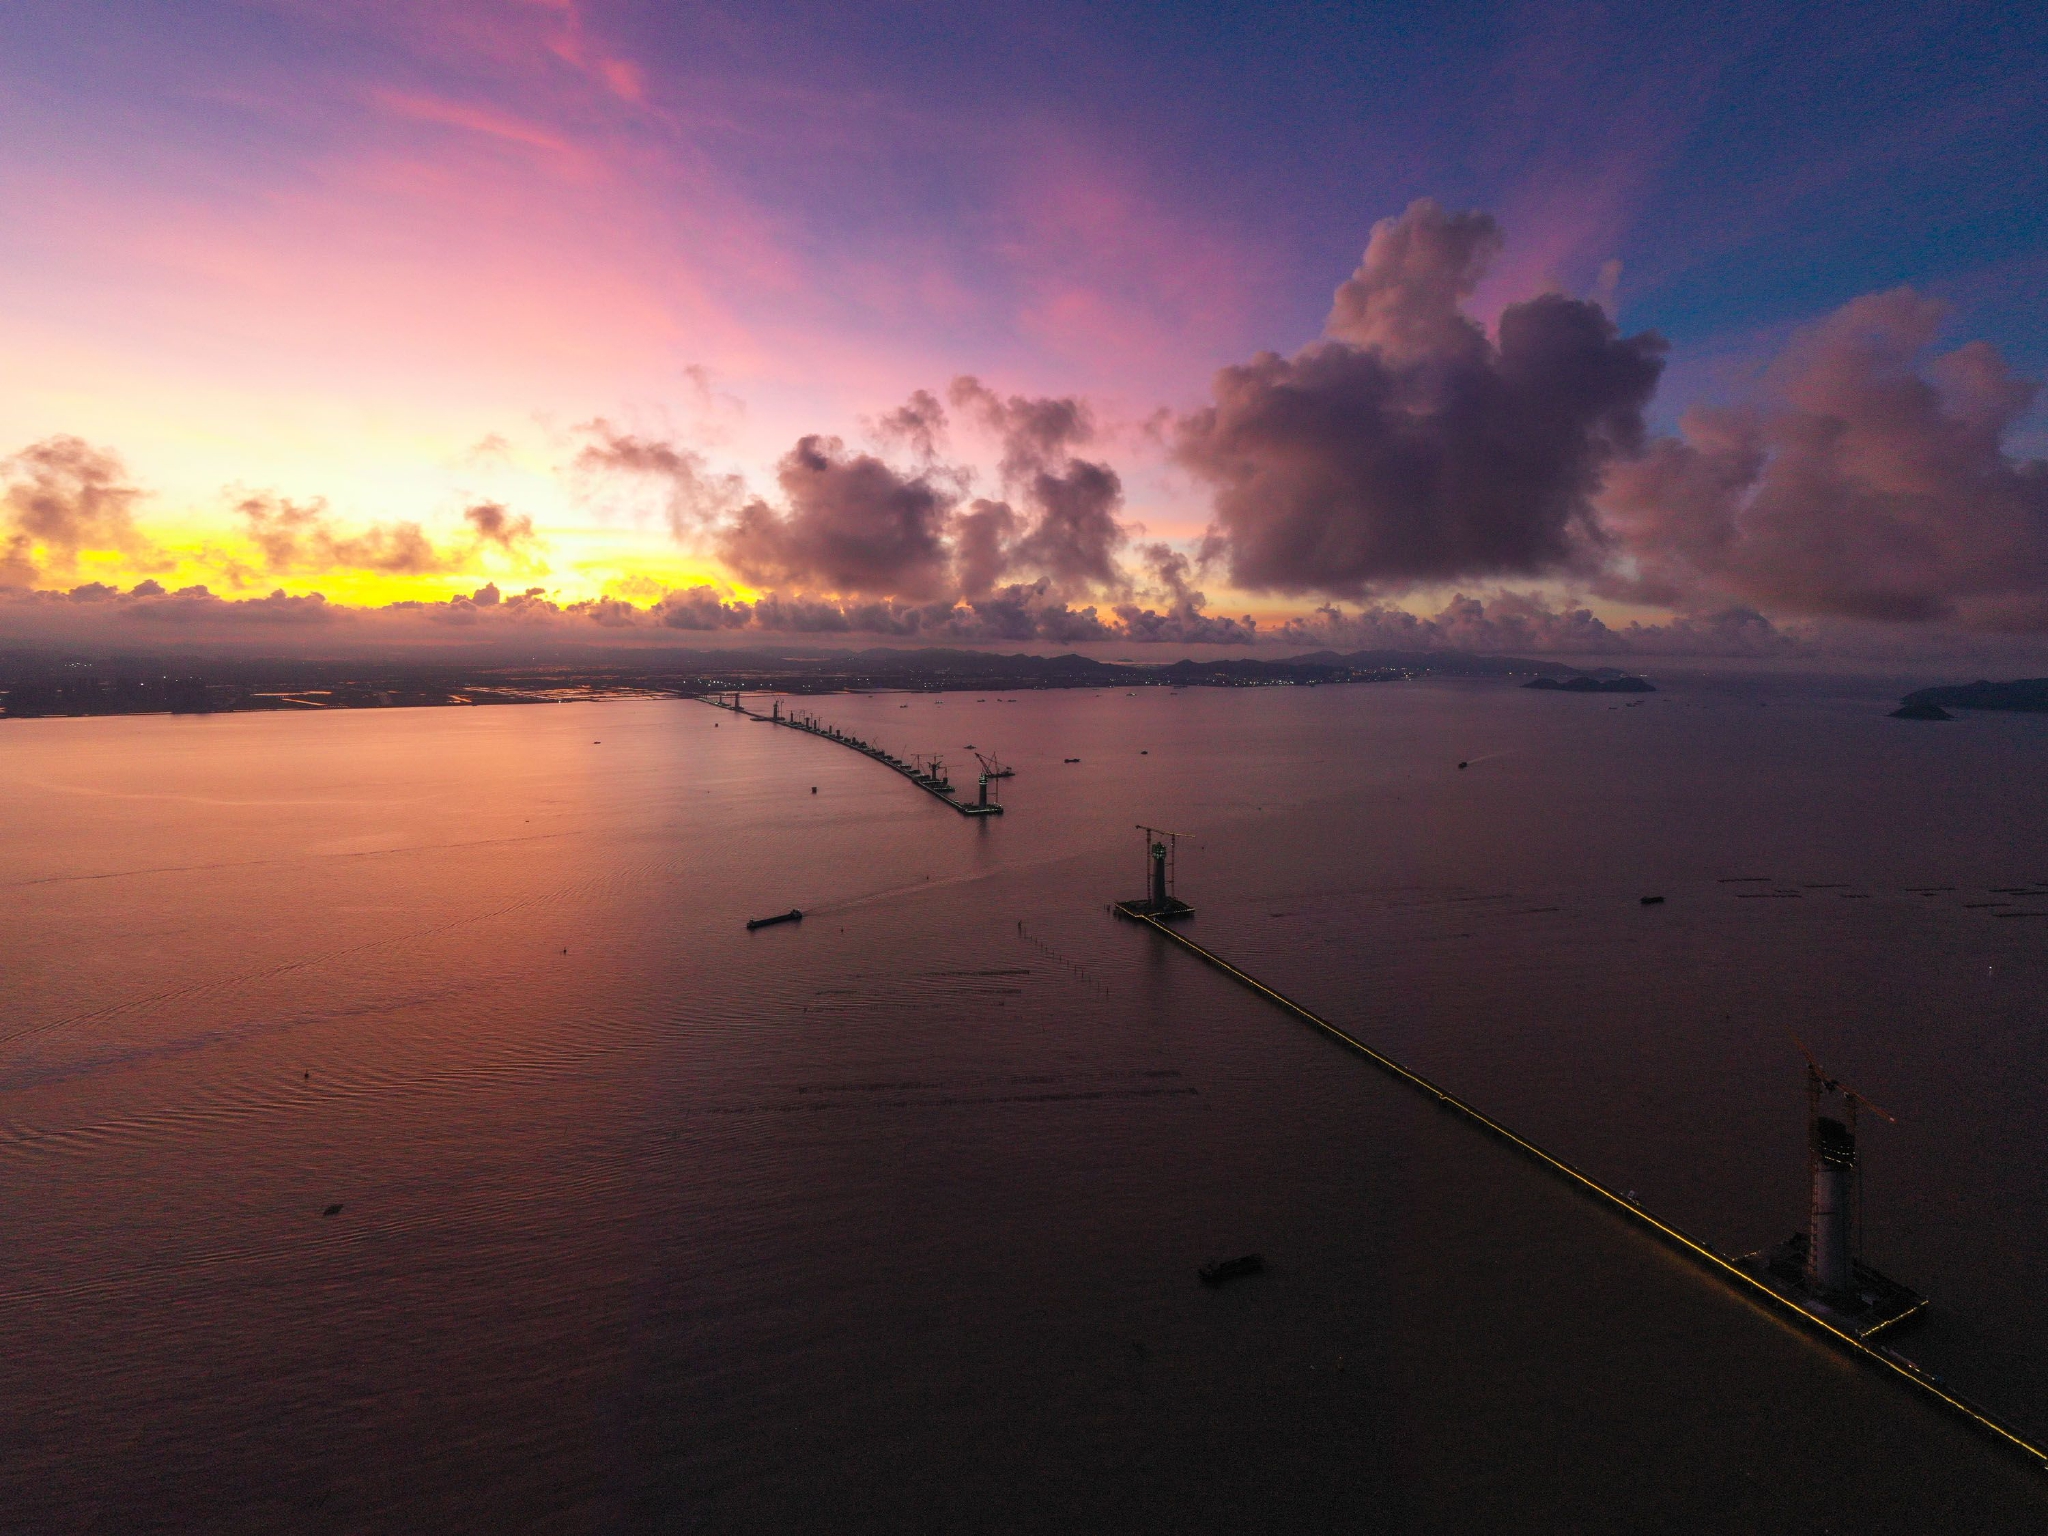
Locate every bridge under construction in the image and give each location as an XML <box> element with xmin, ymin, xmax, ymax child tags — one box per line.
<box><xmin>1111</xmin><ymin>871</ymin><xmax>2048</xmax><ymax>1476</ymax></box>
<box><xmin>701</xmin><ymin>693</ymin><xmax>1003</xmax><ymax>816</ymax></box>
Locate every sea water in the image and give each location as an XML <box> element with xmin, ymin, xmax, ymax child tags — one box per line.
<box><xmin>5</xmin><ymin>676</ymin><xmax>2047</xmax><ymax>1531</ymax></box>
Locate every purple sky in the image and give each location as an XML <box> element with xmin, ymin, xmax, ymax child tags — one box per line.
<box><xmin>2</xmin><ymin>0</ymin><xmax>2045</xmax><ymax>660</ymax></box>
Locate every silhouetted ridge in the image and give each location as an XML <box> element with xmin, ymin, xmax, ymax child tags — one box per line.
<box><xmin>1523</xmin><ymin>674</ymin><xmax>1655</xmax><ymax>693</ymax></box>
<box><xmin>1897</xmin><ymin>678</ymin><xmax>2048</xmax><ymax>714</ymax></box>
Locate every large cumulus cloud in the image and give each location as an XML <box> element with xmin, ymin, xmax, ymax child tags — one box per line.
<box><xmin>1113</xmin><ymin>545</ymin><xmax>1257</xmax><ymax>645</ymax></box>
<box><xmin>948</xmin><ymin>376</ymin><xmax>1094</xmax><ymax>481</ymax></box>
<box><xmin>945</xmin><ymin>376</ymin><xmax>1127</xmax><ymax>589</ymax></box>
<box><xmin>573</xmin><ymin>391</ymin><xmax>1160</xmax><ymax>619</ymax></box>
<box><xmin>951</xmin><ymin>498</ymin><xmax>1020</xmax><ymax>599</ymax></box>
<box><xmin>1176</xmin><ymin>198</ymin><xmax>1666</xmax><ymax>597</ymax></box>
<box><xmin>2</xmin><ymin>437</ymin><xmax>161</xmax><ymax>585</ymax></box>
<box><xmin>1600</xmin><ymin>289</ymin><xmax>2048</xmax><ymax>628</ymax></box>
<box><xmin>718</xmin><ymin>436</ymin><xmax>957</xmax><ymax>600</ymax></box>
<box><xmin>1012</xmin><ymin>458</ymin><xmax>1126</xmax><ymax>590</ymax></box>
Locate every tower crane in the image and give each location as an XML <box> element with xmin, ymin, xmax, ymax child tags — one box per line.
<box><xmin>1792</xmin><ymin>1035</ymin><xmax>1897</xmax><ymax>1136</ymax></box>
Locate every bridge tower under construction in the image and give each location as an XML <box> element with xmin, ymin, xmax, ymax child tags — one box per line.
<box><xmin>1120</xmin><ymin>825</ymin><xmax>1193</xmax><ymax>920</ymax></box>
<box><xmin>1735</xmin><ymin>1044</ymin><xmax>1926</xmax><ymax>1338</ymax></box>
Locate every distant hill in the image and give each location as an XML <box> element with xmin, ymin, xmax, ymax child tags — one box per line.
<box><xmin>1897</xmin><ymin>678</ymin><xmax>2048</xmax><ymax>713</ymax></box>
<box><xmin>2</xmin><ymin>642</ymin><xmax>1622</xmax><ymax>719</ymax></box>
<box><xmin>660</xmin><ymin>646</ymin><xmax>1588</xmax><ymax>681</ymax></box>
<box><xmin>1522</xmin><ymin>674</ymin><xmax>1655</xmax><ymax>694</ymax></box>
<box><xmin>1334</xmin><ymin>649</ymin><xmax>1588</xmax><ymax>678</ymax></box>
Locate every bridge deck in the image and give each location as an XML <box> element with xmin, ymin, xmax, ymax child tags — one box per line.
<box><xmin>701</xmin><ymin>695</ymin><xmax>1003</xmax><ymax>816</ymax></box>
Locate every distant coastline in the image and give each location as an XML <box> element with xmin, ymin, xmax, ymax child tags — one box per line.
<box><xmin>0</xmin><ymin>646</ymin><xmax>1631</xmax><ymax>721</ymax></box>
<box><xmin>1894</xmin><ymin>678</ymin><xmax>2048</xmax><ymax>718</ymax></box>
<box><xmin>1522</xmin><ymin>674</ymin><xmax>1655</xmax><ymax>694</ymax></box>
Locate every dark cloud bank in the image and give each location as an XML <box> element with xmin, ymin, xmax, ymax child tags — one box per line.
<box><xmin>6</xmin><ymin>199</ymin><xmax>2046</xmax><ymax>660</ymax></box>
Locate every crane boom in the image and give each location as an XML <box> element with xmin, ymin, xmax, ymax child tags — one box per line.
<box><xmin>1791</xmin><ymin>1033</ymin><xmax>1899</xmax><ymax>1130</ymax></box>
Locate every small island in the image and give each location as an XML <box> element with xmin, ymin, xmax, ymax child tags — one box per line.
<box><xmin>1894</xmin><ymin>678</ymin><xmax>2048</xmax><ymax>715</ymax></box>
<box><xmin>1523</xmin><ymin>674</ymin><xmax>1655</xmax><ymax>694</ymax></box>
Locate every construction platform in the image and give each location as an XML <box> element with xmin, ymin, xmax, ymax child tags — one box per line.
<box><xmin>699</xmin><ymin>694</ymin><xmax>1003</xmax><ymax>816</ymax></box>
<box><xmin>1114</xmin><ymin>898</ymin><xmax>1194</xmax><ymax>921</ymax></box>
<box><xmin>1735</xmin><ymin>1233</ymin><xmax>1929</xmax><ymax>1340</ymax></box>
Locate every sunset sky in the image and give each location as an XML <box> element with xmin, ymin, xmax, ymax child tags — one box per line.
<box><xmin>3</xmin><ymin>0</ymin><xmax>2044</xmax><ymax>656</ymax></box>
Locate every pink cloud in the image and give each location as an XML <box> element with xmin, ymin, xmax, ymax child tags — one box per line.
<box><xmin>290</xmin><ymin>0</ymin><xmax>647</xmax><ymax>107</ymax></box>
<box><xmin>371</xmin><ymin>90</ymin><xmax>575</xmax><ymax>157</ymax></box>
<box><xmin>1600</xmin><ymin>288</ymin><xmax>2048</xmax><ymax>628</ymax></box>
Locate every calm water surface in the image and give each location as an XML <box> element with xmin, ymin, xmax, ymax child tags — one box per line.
<box><xmin>5</xmin><ymin>677</ymin><xmax>2048</xmax><ymax>1532</ymax></box>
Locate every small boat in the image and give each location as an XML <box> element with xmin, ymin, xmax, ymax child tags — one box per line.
<box><xmin>1063</xmin><ymin>757</ymin><xmax>1080</xmax><ymax>764</ymax></box>
<box><xmin>1199</xmin><ymin>1254</ymin><xmax>1264</xmax><ymax>1286</ymax></box>
<box><xmin>746</xmin><ymin>909</ymin><xmax>804</xmax><ymax>931</ymax></box>
<box><xmin>1640</xmin><ymin>895</ymin><xmax>1665</xmax><ymax>906</ymax></box>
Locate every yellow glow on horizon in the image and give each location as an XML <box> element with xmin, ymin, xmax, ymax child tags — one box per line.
<box><xmin>33</xmin><ymin>518</ymin><xmax>743</xmax><ymax>610</ymax></box>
